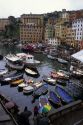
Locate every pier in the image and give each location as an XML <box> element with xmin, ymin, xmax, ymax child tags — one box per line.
<box><xmin>48</xmin><ymin>100</ymin><xmax>83</xmax><ymax>125</ymax></box>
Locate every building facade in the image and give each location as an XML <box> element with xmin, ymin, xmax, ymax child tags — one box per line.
<box><xmin>0</xmin><ymin>18</ymin><xmax>9</xmax><ymax>31</ymax></box>
<box><xmin>72</xmin><ymin>18</ymin><xmax>83</xmax><ymax>41</ymax></box>
<box><xmin>20</xmin><ymin>14</ymin><xmax>44</xmax><ymax>44</ymax></box>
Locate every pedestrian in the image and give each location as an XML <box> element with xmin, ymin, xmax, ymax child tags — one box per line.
<box><xmin>33</xmin><ymin>106</ymin><xmax>39</xmax><ymax>117</ymax></box>
<box><xmin>18</xmin><ymin>106</ymin><xmax>32</xmax><ymax>125</ymax></box>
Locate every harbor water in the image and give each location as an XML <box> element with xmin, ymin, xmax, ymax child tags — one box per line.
<box><xmin>0</xmin><ymin>44</ymin><xmax>83</xmax><ymax>114</ymax></box>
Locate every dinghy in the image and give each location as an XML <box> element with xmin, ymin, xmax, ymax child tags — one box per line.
<box><xmin>32</xmin><ymin>86</ymin><xmax>48</xmax><ymax>98</ymax></box>
<box><xmin>55</xmin><ymin>85</ymin><xmax>74</xmax><ymax>104</ymax></box>
<box><xmin>49</xmin><ymin>91</ymin><xmax>61</xmax><ymax>107</ymax></box>
<box><xmin>23</xmin><ymin>86</ymin><xmax>34</xmax><ymax>94</ymax></box>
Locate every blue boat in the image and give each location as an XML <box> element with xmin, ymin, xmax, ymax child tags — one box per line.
<box><xmin>49</xmin><ymin>91</ymin><xmax>61</xmax><ymax>106</ymax></box>
<box><xmin>32</xmin><ymin>85</ymin><xmax>48</xmax><ymax>98</ymax></box>
<box><xmin>55</xmin><ymin>85</ymin><xmax>73</xmax><ymax>104</ymax></box>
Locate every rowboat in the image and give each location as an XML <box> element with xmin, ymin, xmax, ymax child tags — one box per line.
<box><xmin>0</xmin><ymin>72</ymin><xmax>23</xmax><ymax>84</ymax></box>
<box><xmin>48</xmin><ymin>91</ymin><xmax>61</xmax><ymax>107</ymax></box>
<box><xmin>0</xmin><ymin>68</ymin><xmax>8</xmax><ymax>76</ymax></box>
<box><xmin>43</xmin><ymin>76</ymin><xmax>56</xmax><ymax>86</ymax></box>
<box><xmin>10</xmin><ymin>79</ymin><xmax>24</xmax><ymax>86</ymax></box>
<box><xmin>23</xmin><ymin>86</ymin><xmax>34</xmax><ymax>94</ymax></box>
<box><xmin>18</xmin><ymin>82</ymin><xmax>28</xmax><ymax>91</ymax></box>
<box><xmin>32</xmin><ymin>82</ymin><xmax>43</xmax><ymax>88</ymax></box>
<box><xmin>55</xmin><ymin>85</ymin><xmax>74</xmax><ymax>104</ymax></box>
<box><xmin>25</xmin><ymin>67</ymin><xmax>39</xmax><ymax>77</ymax></box>
<box><xmin>32</xmin><ymin>86</ymin><xmax>48</xmax><ymax>98</ymax></box>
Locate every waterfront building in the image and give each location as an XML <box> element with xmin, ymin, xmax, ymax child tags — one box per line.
<box><xmin>0</xmin><ymin>18</ymin><xmax>9</xmax><ymax>31</ymax></box>
<box><xmin>66</xmin><ymin>27</ymin><xmax>76</xmax><ymax>47</ymax></box>
<box><xmin>45</xmin><ymin>23</ymin><xmax>55</xmax><ymax>41</ymax></box>
<box><xmin>47</xmin><ymin>38</ymin><xmax>61</xmax><ymax>47</ymax></box>
<box><xmin>20</xmin><ymin>14</ymin><xmax>44</xmax><ymax>44</ymax></box>
<box><xmin>72</xmin><ymin>18</ymin><xmax>83</xmax><ymax>41</ymax></box>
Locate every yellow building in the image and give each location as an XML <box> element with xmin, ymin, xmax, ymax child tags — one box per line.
<box><xmin>20</xmin><ymin>14</ymin><xmax>44</xmax><ymax>44</ymax></box>
<box><xmin>0</xmin><ymin>18</ymin><xmax>9</xmax><ymax>31</ymax></box>
<box><xmin>66</xmin><ymin>27</ymin><xmax>76</xmax><ymax>47</ymax></box>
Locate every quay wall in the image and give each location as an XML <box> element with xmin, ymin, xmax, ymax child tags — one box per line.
<box><xmin>48</xmin><ymin>100</ymin><xmax>83</xmax><ymax>125</ymax></box>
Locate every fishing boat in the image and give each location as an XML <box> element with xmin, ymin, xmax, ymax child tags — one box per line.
<box><xmin>10</xmin><ymin>79</ymin><xmax>24</xmax><ymax>86</ymax></box>
<box><xmin>25</xmin><ymin>67</ymin><xmax>39</xmax><ymax>78</ymax></box>
<box><xmin>23</xmin><ymin>86</ymin><xmax>34</xmax><ymax>94</ymax></box>
<box><xmin>32</xmin><ymin>85</ymin><xmax>48</xmax><ymax>98</ymax></box>
<box><xmin>5</xmin><ymin>54</ymin><xmax>24</xmax><ymax>70</ymax></box>
<box><xmin>16</xmin><ymin>53</ymin><xmax>40</xmax><ymax>67</ymax></box>
<box><xmin>43</xmin><ymin>76</ymin><xmax>56</xmax><ymax>86</ymax></box>
<box><xmin>39</xmin><ymin>96</ymin><xmax>51</xmax><ymax>113</ymax></box>
<box><xmin>55</xmin><ymin>85</ymin><xmax>74</xmax><ymax>104</ymax></box>
<box><xmin>48</xmin><ymin>91</ymin><xmax>61</xmax><ymax>107</ymax></box>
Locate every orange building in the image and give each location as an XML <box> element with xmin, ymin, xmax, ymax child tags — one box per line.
<box><xmin>20</xmin><ymin>14</ymin><xmax>44</xmax><ymax>44</ymax></box>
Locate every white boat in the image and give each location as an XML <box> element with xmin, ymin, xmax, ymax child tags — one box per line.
<box><xmin>23</xmin><ymin>86</ymin><xmax>34</xmax><ymax>94</ymax></box>
<box><xmin>57</xmin><ymin>58</ymin><xmax>68</xmax><ymax>64</ymax></box>
<box><xmin>25</xmin><ymin>67</ymin><xmax>39</xmax><ymax>77</ymax></box>
<box><xmin>18</xmin><ymin>82</ymin><xmax>28</xmax><ymax>89</ymax></box>
<box><xmin>47</xmin><ymin>55</ymin><xmax>55</xmax><ymax>60</ymax></box>
<box><xmin>32</xmin><ymin>82</ymin><xmax>43</xmax><ymax>88</ymax></box>
<box><xmin>16</xmin><ymin>53</ymin><xmax>40</xmax><ymax>66</ymax></box>
<box><xmin>5</xmin><ymin>54</ymin><xmax>24</xmax><ymax>70</ymax></box>
<box><xmin>0</xmin><ymin>69</ymin><xmax>8</xmax><ymax>76</ymax></box>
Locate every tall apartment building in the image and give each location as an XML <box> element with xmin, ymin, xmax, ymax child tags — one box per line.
<box><xmin>66</xmin><ymin>27</ymin><xmax>76</xmax><ymax>47</ymax></box>
<box><xmin>20</xmin><ymin>14</ymin><xmax>44</xmax><ymax>44</ymax></box>
<box><xmin>0</xmin><ymin>18</ymin><xmax>9</xmax><ymax>31</ymax></box>
<box><xmin>55</xmin><ymin>21</ymin><xmax>67</xmax><ymax>43</ymax></box>
<box><xmin>72</xmin><ymin>18</ymin><xmax>83</xmax><ymax>41</ymax></box>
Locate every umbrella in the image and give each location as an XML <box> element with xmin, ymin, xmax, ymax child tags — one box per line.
<box><xmin>39</xmin><ymin>104</ymin><xmax>51</xmax><ymax>113</ymax></box>
<box><xmin>5</xmin><ymin>101</ymin><xmax>15</xmax><ymax>109</ymax></box>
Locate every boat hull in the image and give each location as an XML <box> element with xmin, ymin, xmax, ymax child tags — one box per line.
<box><xmin>55</xmin><ymin>85</ymin><xmax>74</xmax><ymax>104</ymax></box>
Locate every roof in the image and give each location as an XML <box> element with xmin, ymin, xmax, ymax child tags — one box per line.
<box><xmin>71</xmin><ymin>50</ymin><xmax>83</xmax><ymax>63</ymax></box>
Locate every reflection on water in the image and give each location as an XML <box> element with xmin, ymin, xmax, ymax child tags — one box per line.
<box><xmin>0</xmin><ymin>45</ymin><xmax>82</xmax><ymax>112</ymax></box>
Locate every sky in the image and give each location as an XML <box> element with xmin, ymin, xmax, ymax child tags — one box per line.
<box><xmin>0</xmin><ymin>0</ymin><xmax>83</xmax><ymax>18</ymax></box>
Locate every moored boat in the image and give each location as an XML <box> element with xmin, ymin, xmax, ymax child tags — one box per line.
<box><xmin>5</xmin><ymin>54</ymin><xmax>24</xmax><ymax>70</ymax></box>
<box><xmin>48</xmin><ymin>91</ymin><xmax>61</xmax><ymax>107</ymax></box>
<box><xmin>10</xmin><ymin>79</ymin><xmax>24</xmax><ymax>86</ymax></box>
<box><xmin>55</xmin><ymin>85</ymin><xmax>74</xmax><ymax>104</ymax></box>
<box><xmin>32</xmin><ymin>81</ymin><xmax>43</xmax><ymax>88</ymax></box>
<box><xmin>43</xmin><ymin>76</ymin><xmax>56</xmax><ymax>86</ymax></box>
<box><xmin>57</xmin><ymin>58</ymin><xmax>68</xmax><ymax>64</ymax></box>
<box><xmin>32</xmin><ymin>85</ymin><xmax>48</xmax><ymax>98</ymax></box>
<box><xmin>16</xmin><ymin>53</ymin><xmax>40</xmax><ymax>67</ymax></box>
<box><xmin>23</xmin><ymin>86</ymin><xmax>34</xmax><ymax>94</ymax></box>
<box><xmin>25</xmin><ymin>67</ymin><xmax>39</xmax><ymax>78</ymax></box>
<box><xmin>0</xmin><ymin>68</ymin><xmax>8</xmax><ymax>76</ymax></box>
<box><xmin>18</xmin><ymin>82</ymin><xmax>28</xmax><ymax>91</ymax></box>
<box><xmin>0</xmin><ymin>72</ymin><xmax>23</xmax><ymax>84</ymax></box>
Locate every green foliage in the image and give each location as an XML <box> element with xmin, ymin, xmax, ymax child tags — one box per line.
<box><xmin>3</xmin><ymin>16</ymin><xmax>20</xmax><ymax>39</ymax></box>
